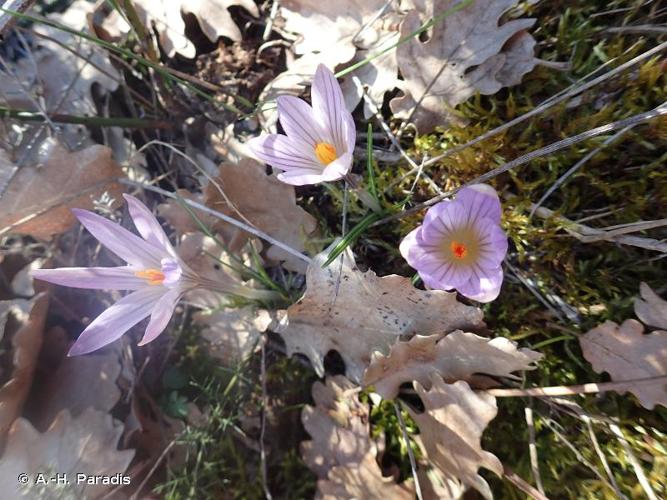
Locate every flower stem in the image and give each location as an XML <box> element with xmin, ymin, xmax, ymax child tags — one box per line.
<box><xmin>0</xmin><ymin>106</ymin><xmax>173</xmax><ymax>129</ymax></box>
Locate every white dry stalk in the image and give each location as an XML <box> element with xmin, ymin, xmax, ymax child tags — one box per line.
<box><xmin>394</xmin><ymin>401</ymin><xmax>423</xmax><ymax>500</ymax></box>
<box><xmin>524</xmin><ymin>407</ymin><xmax>545</xmax><ymax>495</ymax></box>
<box><xmin>118</xmin><ymin>178</ymin><xmax>313</xmax><ymax>264</ymax></box>
<box><xmin>608</xmin><ymin>423</ymin><xmax>658</xmax><ymax>500</ymax></box>
<box><xmin>582</xmin><ymin>415</ymin><xmax>625</xmax><ymax>499</ymax></box>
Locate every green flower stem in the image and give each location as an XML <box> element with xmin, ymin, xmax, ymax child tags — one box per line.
<box><xmin>0</xmin><ymin>106</ymin><xmax>173</xmax><ymax>129</ymax></box>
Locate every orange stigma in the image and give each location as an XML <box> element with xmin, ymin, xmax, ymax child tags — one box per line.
<box><xmin>450</xmin><ymin>241</ymin><xmax>468</xmax><ymax>260</ymax></box>
<box><xmin>314</xmin><ymin>142</ymin><xmax>337</xmax><ymax>165</ymax></box>
<box><xmin>135</xmin><ymin>268</ymin><xmax>166</xmax><ymax>285</ymax></box>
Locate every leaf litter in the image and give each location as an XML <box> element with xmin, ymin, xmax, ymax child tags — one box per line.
<box><xmin>0</xmin><ymin>0</ymin><xmax>664</xmax><ymax>498</ymax></box>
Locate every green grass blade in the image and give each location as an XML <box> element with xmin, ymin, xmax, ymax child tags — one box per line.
<box><xmin>322</xmin><ymin>212</ymin><xmax>382</xmax><ymax>268</ymax></box>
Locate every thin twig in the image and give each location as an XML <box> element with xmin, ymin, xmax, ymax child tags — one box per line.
<box><xmin>260</xmin><ymin>337</ymin><xmax>273</xmax><ymax>500</ymax></box>
<box><xmin>420</xmin><ymin>41</ymin><xmax>667</xmax><ymax>169</ymax></box>
<box><xmin>485</xmin><ymin>375</ymin><xmax>667</xmax><ymax>398</ymax></box>
<box><xmin>582</xmin><ymin>415</ymin><xmax>625</xmax><ymax>499</ymax></box>
<box><xmin>524</xmin><ymin>407</ymin><xmax>545</xmax><ymax>496</ymax></box>
<box><xmin>608</xmin><ymin>423</ymin><xmax>658</xmax><ymax>500</ymax></box>
<box><xmin>394</xmin><ymin>401</ymin><xmax>423</xmax><ymax>500</ymax></box>
<box><xmin>502</xmin><ymin>465</ymin><xmax>550</xmax><ymax>500</ymax></box>
<box><xmin>530</xmin><ymin>125</ymin><xmax>636</xmax><ymax>217</ymax></box>
<box><xmin>118</xmin><ymin>178</ymin><xmax>313</xmax><ymax>264</ymax></box>
<box><xmin>372</xmin><ymin>103</ymin><xmax>667</xmax><ymax>227</ymax></box>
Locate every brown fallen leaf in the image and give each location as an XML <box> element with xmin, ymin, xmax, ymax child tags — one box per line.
<box><xmin>97</xmin><ymin>0</ymin><xmax>258</xmax><ymax>58</ymax></box>
<box><xmin>204</xmin><ymin>159</ymin><xmax>317</xmax><ymax>271</ymax></box>
<box><xmin>275</xmin><ymin>0</ymin><xmax>401</xmax><ymax>117</ymax></box>
<box><xmin>390</xmin><ymin>0</ymin><xmax>538</xmax><ymax>132</ymax></box>
<box><xmin>0</xmin><ymin>140</ymin><xmax>125</xmax><ymax>240</ymax></box>
<box><xmin>579</xmin><ymin>319</ymin><xmax>667</xmax><ymax>409</ymax></box>
<box><xmin>363</xmin><ymin>330</ymin><xmax>542</xmax><ymax>399</ymax></box>
<box><xmin>0</xmin><ymin>292</ymin><xmax>48</xmax><ymax>441</ymax></box>
<box><xmin>273</xmin><ymin>244</ymin><xmax>484</xmax><ymax>382</ymax></box>
<box><xmin>409</xmin><ymin>376</ymin><xmax>503</xmax><ymax>500</ymax></box>
<box><xmin>634</xmin><ymin>282</ymin><xmax>667</xmax><ymax>330</ymax></box>
<box><xmin>301</xmin><ymin>376</ymin><xmax>414</xmax><ymax>498</ymax></box>
<box><xmin>0</xmin><ymin>408</ymin><xmax>134</xmax><ymax>498</ymax></box>
<box><xmin>195</xmin><ymin>306</ymin><xmax>272</xmax><ymax>365</ymax></box>
<box><xmin>26</xmin><ymin>349</ymin><xmax>122</xmax><ymax>431</ymax></box>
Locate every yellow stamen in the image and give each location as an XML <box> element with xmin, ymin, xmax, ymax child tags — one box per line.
<box><xmin>315</xmin><ymin>142</ymin><xmax>337</xmax><ymax>165</ymax></box>
<box><xmin>450</xmin><ymin>240</ymin><xmax>468</xmax><ymax>260</ymax></box>
<box><xmin>135</xmin><ymin>268</ymin><xmax>165</xmax><ymax>285</ymax></box>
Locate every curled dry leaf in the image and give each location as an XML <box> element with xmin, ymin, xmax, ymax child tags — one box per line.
<box><xmin>96</xmin><ymin>0</ymin><xmax>258</xmax><ymax>58</ymax></box>
<box><xmin>301</xmin><ymin>376</ymin><xmax>413</xmax><ymax>498</ymax></box>
<box><xmin>579</xmin><ymin>319</ymin><xmax>667</xmax><ymax>409</ymax></box>
<box><xmin>274</xmin><ymin>0</ymin><xmax>401</xmax><ymax>118</ymax></box>
<box><xmin>273</xmin><ymin>244</ymin><xmax>484</xmax><ymax>382</ymax></box>
<box><xmin>204</xmin><ymin>159</ymin><xmax>317</xmax><ymax>272</ymax></box>
<box><xmin>409</xmin><ymin>376</ymin><xmax>503</xmax><ymax>500</ymax></box>
<box><xmin>363</xmin><ymin>330</ymin><xmax>542</xmax><ymax>399</ymax></box>
<box><xmin>634</xmin><ymin>282</ymin><xmax>667</xmax><ymax>330</ymax></box>
<box><xmin>390</xmin><ymin>0</ymin><xmax>538</xmax><ymax>132</ymax></box>
<box><xmin>0</xmin><ymin>292</ymin><xmax>48</xmax><ymax>440</ymax></box>
<box><xmin>195</xmin><ymin>306</ymin><xmax>272</xmax><ymax>365</ymax></box>
<box><xmin>0</xmin><ymin>140</ymin><xmax>124</xmax><ymax>240</ymax></box>
<box><xmin>0</xmin><ymin>408</ymin><xmax>134</xmax><ymax>498</ymax></box>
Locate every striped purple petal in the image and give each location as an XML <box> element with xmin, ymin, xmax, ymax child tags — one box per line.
<box><xmin>72</xmin><ymin>208</ymin><xmax>165</xmax><ymax>268</ymax></box>
<box><xmin>138</xmin><ymin>288</ymin><xmax>181</xmax><ymax>346</ymax></box>
<box><xmin>277</xmin><ymin>95</ymin><xmax>328</xmax><ymax>146</ymax></box>
<box><xmin>311</xmin><ymin>64</ymin><xmax>355</xmax><ymax>153</ymax></box>
<box><xmin>31</xmin><ymin>266</ymin><xmax>145</xmax><ymax>290</ymax></box>
<box><xmin>455</xmin><ymin>184</ymin><xmax>502</xmax><ymax>224</ymax></box>
<box><xmin>248</xmin><ymin>134</ymin><xmax>322</xmax><ymax>174</ymax></box>
<box><xmin>67</xmin><ymin>286</ymin><xmax>164</xmax><ymax>356</ymax></box>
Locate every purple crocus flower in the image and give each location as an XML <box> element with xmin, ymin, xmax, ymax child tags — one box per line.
<box><xmin>400</xmin><ymin>184</ymin><xmax>508</xmax><ymax>303</ymax></box>
<box><xmin>32</xmin><ymin>195</ymin><xmax>255</xmax><ymax>356</ymax></box>
<box><xmin>248</xmin><ymin>64</ymin><xmax>355</xmax><ymax>186</ymax></box>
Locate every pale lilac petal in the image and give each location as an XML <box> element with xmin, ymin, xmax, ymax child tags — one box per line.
<box><xmin>425</xmin><ymin>262</ymin><xmax>472</xmax><ymax>289</ymax></box>
<box><xmin>422</xmin><ymin>200</ymin><xmax>454</xmax><ymax>233</ymax></box>
<box><xmin>161</xmin><ymin>258</ymin><xmax>182</xmax><ymax>285</ymax></box>
<box><xmin>399</xmin><ymin>227</ymin><xmax>421</xmax><ymax>263</ymax></box>
<box><xmin>457</xmin><ymin>266</ymin><xmax>504</xmax><ymax>303</ymax></box>
<box><xmin>320</xmin><ymin>151</ymin><xmax>353</xmax><ymax>181</ymax></box>
<box><xmin>276</xmin><ymin>151</ymin><xmax>352</xmax><ymax>185</ymax></box>
<box><xmin>67</xmin><ymin>287</ymin><xmax>164</xmax><ymax>356</ymax></box>
<box><xmin>311</xmin><ymin>64</ymin><xmax>355</xmax><ymax>153</ymax></box>
<box><xmin>31</xmin><ymin>266</ymin><xmax>145</xmax><ymax>290</ymax></box>
<box><xmin>475</xmin><ymin>220</ymin><xmax>509</xmax><ymax>269</ymax></box>
<box><xmin>248</xmin><ymin>134</ymin><xmax>322</xmax><ymax>174</ymax></box>
<box><xmin>124</xmin><ymin>194</ymin><xmax>177</xmax><ymax>257</ymax></box>
<box><xmin>277</xmin><ymin>95</ymin><xmax>328</xmax><ymax>146</ymax></box>
<box><xmin>138</xmin><ymin>288</ymin><xmax>181</xmax><ymax>346</ymax></box>
<box><xmin>456</xmin><ymin>184</ymin><xmax>502</xmax><ymax>224</ymax></box>
<box><xmin>72</xmin><ymin>209</ymin><xmax>164</xmax><ymax>268</ymax></box>
<box><xmin>422</xmin><ymin>202</ymin><xmax>466</xmax><ymax>242</ymax></box>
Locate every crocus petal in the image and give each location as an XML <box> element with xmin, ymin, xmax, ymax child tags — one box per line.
<box><xmin>248</xmin><ymin>134</ymin><xmax>323</xmax><ymax>174</ymax></box>
<box><xmin>475</xmin><ymin>219</ymin><xmax>509</xmax><ymax>269</ymax></box>
<box><xmin>321</xmin><ymin>151</ymin><xmax>353</xmax><ymax>181</ymax></box>
<box><xmin>124</xmin><ymin>194</ymin><xmax>177</xmax><ymax>257</ymax></box>
<box><xmin>311</xmin><ymin>64</ymin><xmax>355</xmax><ymax>153</ymax></box>
<box><xmin>72</xmin><ymin>209</ymin><xmax>164</xmax><ymax>268</ymax></box>
<box><xmin>277</xmin><ymin>95</ymin><xmax>328</xmax><ymax>146</ymax></box>
<box><xmin>457</xmin><ymin>266</ymin><xmax>504</xmax><ymax>303</ymax></box>
<box><xmin>31</xmin><ymin>266</ymin><xmax>146</xmax><ymax>290</ymax></box>
<box><xmin>421</xmin><ymin>202</ymin><xmax>466</xmax><ymax>241</ymax></box>
<box><xmin>456</xmin><ymin>184</ymin><xmax>502</xmax><ymax>224</ymax></box>
<box><xmin>68</xmin><ymin>287</ymin><xmax>164</xmax><ymax>356</ymax></box>
<box><xmin>137</xmin><ymin>288</ymin><xmax>181</xmax><ymax>346</ymax></box>
<box><xmin>399</xmin><ymin>227</ymin><xmax>421</xmax><ymax>263</ymax></box>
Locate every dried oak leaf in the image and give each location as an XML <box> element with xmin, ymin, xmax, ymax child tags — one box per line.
<box><xmin>27</xmin><ymin>350</ymin><xmax>122</xmax><ymax>431</ymax></box>
<box><xmin>409</xmin><ymin>376</ymin><xmax>503</xmax><ymax>500</ymax></box>
<box><xmin>0</xmin><ymin>293</ymin><xmax>48</xmax><ymax>440</ymax></box>
<box><xmin>301</xmin><ymin>376</ymin><xmax>413</xmax><ymax>498</ymax></box>
<box><xmin>273</xmin><ymin>244</ymin><xmax>484</xmax><ymax>382</ymax></box>
<box><xmin>0</xmin><ymin>140</ymin><xmax>124</xmax><ymax>240</ymax></box>
<box><xmin>204</xmin><ymin>159</ymin><xmax>317</xmax><ymax>271</ymax></box>
<box><xmin>158</xmin><ymin>189</ymin><xmax>214</xmax><ymax>235</ymax></box>
<box><xmin>195</xmin><ymin>306</ymin><xmax>272</xmax><ymax>365</ymax></box>
<box><xmin>363</xmin><ymin>330</ymin><xmax>542</xmax><ymax>399</ymax></box>
<box><xmin>275</xmin><ymin>0</ymin><xmax>401</xmax><ymax>117</ymax></box>
<box><xmin>634</xmin><ymin>282</ymin><xmax>667</xmax><ymax>330</ymax></box>
<box><xmin>579</xmin><ymin>319</ymin><xmax>667</xmax><ymax>409</ymax></box>
<box><xmin>98</xmin><ymin>0</ymin><xmax>258</xmax><ymax>58</ymax></box>
<box><xmin>0</xmin><ymin>408</ymin><xmax>134</xmax><ymax>498</ymax></box>
<box><xmin>390</xmin><ymin>0</ymin><xmax>537</xmax><ymax>132</ymax></box>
